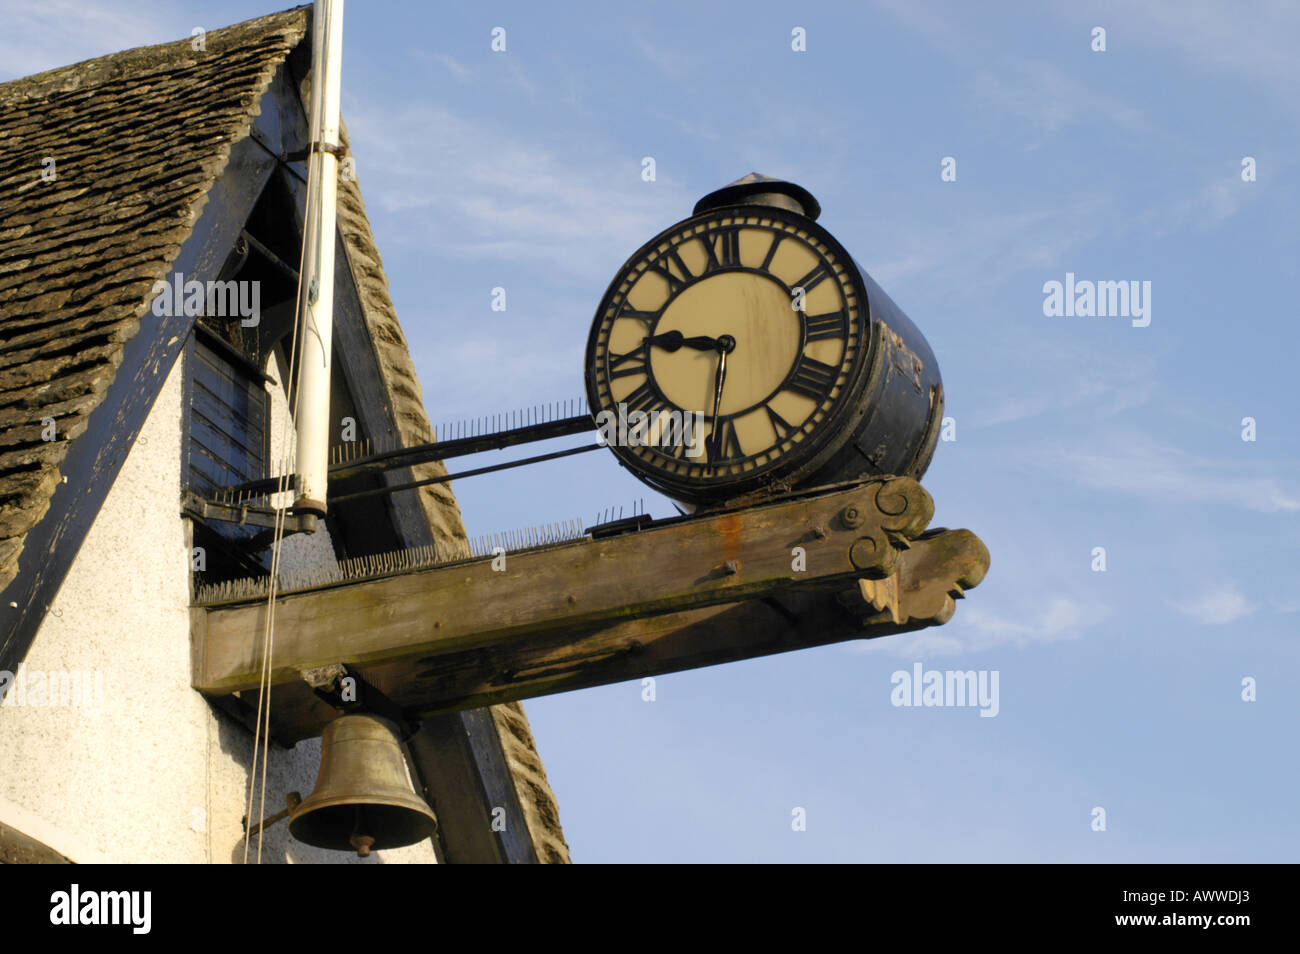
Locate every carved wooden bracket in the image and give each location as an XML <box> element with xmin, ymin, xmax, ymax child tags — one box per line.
<box><xmin>844</xmin><ymin>528</ymin><xmax>990</xmax><ymax>627</ymax></box>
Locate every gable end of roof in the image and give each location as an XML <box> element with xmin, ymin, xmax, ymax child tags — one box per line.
<box><xmin>0</xmin><ymin>6</ymin><xmax>310</xmax><ymax>592</ymax></box>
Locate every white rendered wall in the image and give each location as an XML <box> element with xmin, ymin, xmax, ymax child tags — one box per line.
<box><xmin>0</xmin><ymin>350</ymin><xmax>435</xmax><ymax>864</ymax></box>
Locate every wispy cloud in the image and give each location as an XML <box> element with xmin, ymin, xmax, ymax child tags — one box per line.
<box><xmin>861</xmin><ymin>195</ymin><xmax>1112</xmax><ymax>296</ymax></box>
<box><xmin>1038</xmin><ymin>435</ymin><xmax>1300</xmax><ymax>513</ymax></box>
<box><xmin>633</xmin><ymin>36</ymin><xmax>679</xmax><ymax>76</ymax></box>
<box><xmin>1173</xmin><ymin>581</ymin><xmax>1257</xmax><ymax>626</ymax></box>
<box><xmin>0</xmin><ymin>0</ymin><xmax>166</xmax><ymax>81</ymax></box>
<box><xmin>427</xmin><ymin>51</ymin><xmax>470</xmax><ymax>83</ymax></box>
<box><xmin>979</xmin><ymin>344</ymin><xmax>1155</xmax><ymax>427</ymax></box>
<box><xmin>877</xmin><ymin>0</ymin><xmax>1300</xmax><ymax>109</ymax></box>
<box><xmin>960</xmin><ymin>597</ymin><xmax>1099</xmax><ymax>645</ymax></box>
<box><xmin>1132</xmin><ymin>175</ymin><xmax>1261</xmax><ymax>240</ymax></box>
<box><xmin>503</xmin><ymin>58</ymin><xmax>540</xmax><ymax>99</ymax></box>
<box><xmin>341</xmin><ymin>99</ymin><xmax>692</xmax><ymax>416</ymax></box>
<box><xmin>407</xmin><ymin>295</ymin><xmax>594</xmax><ymax>418</ymax></box>
<box><xmin>853</xmin><ymin>597</ymin><xmax>1105</xmax><ymax>658</ymax></box>
<box><xmin>869</xmin><ymin>0</ymin><xmax>1155</xmax><ymax>148</ymax></box>
<box><xmin>1089</xmin><ymin>0</ymin><xmax>1300</xmax><ymax>92</ymax></box>
<box><xmin>967</xmin><ymin>59</ymin><xmax>1153</xmax><ymax>150</ymax></box>
<box><xmin>345</xmin><ymin>102</ymin><xmax>691</xmax><ymax>284</ymax></box>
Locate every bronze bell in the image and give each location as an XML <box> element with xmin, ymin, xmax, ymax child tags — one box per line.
<box><xmin>289</xmin><ymin>713</ymin><xmax>437</xmax><ymax>857</ymax></box>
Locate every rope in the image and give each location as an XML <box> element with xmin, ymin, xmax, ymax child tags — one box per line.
<box><xmin>241</xmin><ymin>55</ymin><xmax>325</xmax><ymax>863</ymax></box>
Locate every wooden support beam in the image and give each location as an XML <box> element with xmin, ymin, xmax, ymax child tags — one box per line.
<box><xmin>364</xmin><ymin>526</ymin><xmax>989</xmax><ymax>718</ymax></box>
<box><xmin>192</xmin><ymin>477</ymin><xmax>989</xmax><ymax>739</ymax></box>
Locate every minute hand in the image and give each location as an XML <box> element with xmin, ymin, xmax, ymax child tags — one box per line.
<box><xmin>707</xmin><ymin>334</ymin><xmax>737</xmax><ymax>463</ymax></box>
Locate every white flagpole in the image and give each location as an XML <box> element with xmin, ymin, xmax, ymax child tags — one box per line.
<box><xmin>293</xmin><ymin>0</ymin><xmax>344</xmax><ymax>515</ymax></box>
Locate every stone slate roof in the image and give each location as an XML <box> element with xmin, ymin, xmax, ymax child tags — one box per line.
<box><xmin>0</xmin><ymin>6</ymin><xmax>568</xmax><ymax>862</ymax></box>
<box><xmin>0</xmin><ymin>7</ymin><xmax>309</xmax><ymax>591</ymax></box>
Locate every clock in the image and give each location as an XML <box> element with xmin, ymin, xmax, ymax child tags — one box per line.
<box><xmin>584</xmin><ymin>174</ymin><xmax>943</xmax><ymax>506</ymax></box>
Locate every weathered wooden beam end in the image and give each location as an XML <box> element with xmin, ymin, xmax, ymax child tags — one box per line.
<box><xmin>191</xmin><ymin>477</ymin><xmax>989</xmax><ymax>740</ymax></box>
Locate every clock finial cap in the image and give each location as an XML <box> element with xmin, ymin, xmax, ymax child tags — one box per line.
<box><xmin>693</xmin><ymin>173</ymin><xmax>821</xmax><ymax>221</ymax></box>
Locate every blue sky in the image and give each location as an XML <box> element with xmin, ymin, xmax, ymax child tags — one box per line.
<box><xmin>7</xmin><ymin>1</ymin><xmax>1297</xmax><ymax>861</ymax></box>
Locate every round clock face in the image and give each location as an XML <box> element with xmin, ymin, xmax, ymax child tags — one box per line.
<box><xmin>585</xmin><ymin>207</ymin><xmax>870</xmax><ymax>500</ymax></box>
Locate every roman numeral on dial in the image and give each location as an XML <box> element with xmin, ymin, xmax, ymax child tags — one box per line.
<box><xmin>760</xmin><ymin>234</ymin><xmax>784</xmax><ymax>271</ymax></box>
<box><xmin>765</xmin><ymin>404</ymin><xmax>795</xmax><ymax>439</ymax></box>
<box><xmin>786</xmin><ymin>355</ymin><xmax>838</xmax><ymax>400</ymax></box>
<box><xmin>708</xmin><ymin>417</ymin><xmax>743</xmax><ymax>464</ymax></box>
<box><xmin>646</xmin><ymin>249</ymin><xmax>692</xmax><ymax>293</ymax></box>
<box><xmin>702</xmin><ymin>228</ymin><xmax>742</xmax><ymax>271</ymax></box>
<box><xmin>608</xmin><ymin>343</ymin><xmax>647</xmax><ymax>378</ymax></box>
<box><xmin>793</xmin><ymin>263</ymin><xmax>830</xmax><ymax>294</ymax></box>
<box><xmin>620</xmin><ymin>307</ymin><xmax>658</xmax><ymax>326</ymax></box>
<box><xmin>620</xmin><ymin>380</ymin><xmax>661</xmax><ymax>416</ymax></box>
<box><xmin>805</xmin><ymin>309</ymin><xmax>847</xmax><ymax>341</ymax></box>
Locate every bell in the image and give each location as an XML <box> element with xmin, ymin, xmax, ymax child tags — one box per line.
<box><xmin>289</xmin><ymin>713</ymin><xmax>437</xmax><ymax>856</ymax></box>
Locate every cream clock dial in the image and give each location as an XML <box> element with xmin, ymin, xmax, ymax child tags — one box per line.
<box><xmin>586</xmin><ymin>207</ymin><xmax>870</xmax><ymax>501</ymax></box>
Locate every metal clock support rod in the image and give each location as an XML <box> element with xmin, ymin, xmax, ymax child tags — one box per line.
<box><xmin>226</xmin><ymin>409</ymin><xmax>593</xmax><ymax>498</ymax></box>
<box><xmin>327</xmin><ymin>442</ymin><xmax>601</xmax><ymax>505</ymax></box>
<box><xmin>330</xmin><ymin>413</ymin><xmax>593</xmax><ymax>481</ymax></box>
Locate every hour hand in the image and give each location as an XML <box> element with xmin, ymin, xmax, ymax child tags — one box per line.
<box><xmin>645</xmin><ymin>330</ymin><xmax>722</xmax><ymax>352</ymax></box>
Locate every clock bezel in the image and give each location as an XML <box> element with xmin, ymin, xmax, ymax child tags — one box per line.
<box><xmin>584</xmin><ymin>205</ymin><xmax>878</xmax><ymax>504</ymax></box>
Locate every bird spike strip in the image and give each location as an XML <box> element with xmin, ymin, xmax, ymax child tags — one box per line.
<box><xmin>430</xmin><ymin>395</ymin><xmax>590</xmax><ymax>444</ymax></box>
<box><xmin>591</xmin><ymin>498</ymin><xmax>648</xmax><ymax>528</ymax></box>
<box><xmin>192</xmin><ymin>517</ymin><xmax>586</xmax><ymax>606</ymax></box>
